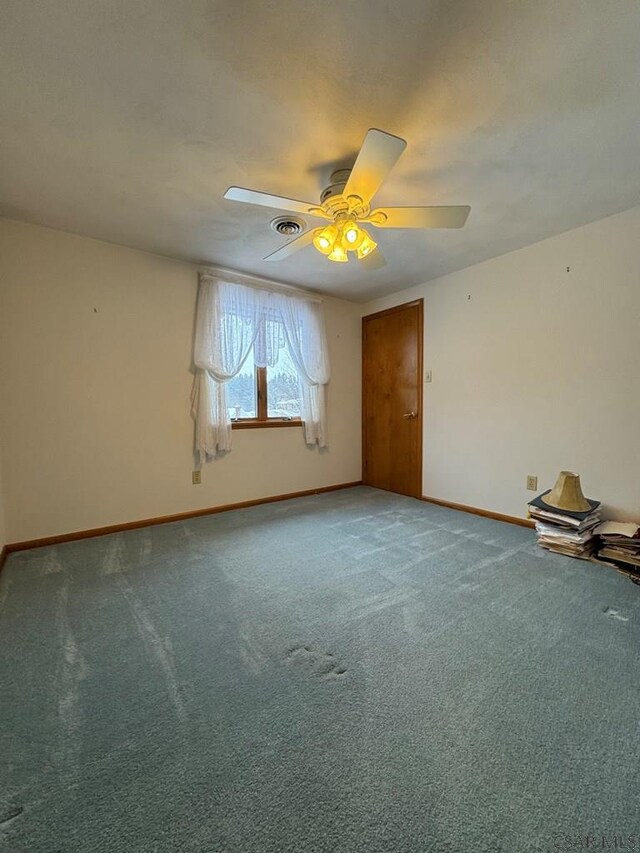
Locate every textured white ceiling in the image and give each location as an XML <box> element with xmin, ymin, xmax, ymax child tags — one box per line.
<box><xmin>1</xmin><ymin>0</ymin><xmax>640</xmax><ymax>301</ymax></box>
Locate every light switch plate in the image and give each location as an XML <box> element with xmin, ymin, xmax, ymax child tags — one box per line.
<box><xmin>192</xmin><ymin>470</ymin><xmax>202</xmax><ymax>485</ymax></box>
<box><xmin>425</xmin><ymin>369</ymin><xmax>432</xmax><ymax>383</ymax></box>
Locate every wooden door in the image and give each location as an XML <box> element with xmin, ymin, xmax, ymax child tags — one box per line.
<box><xmin>362</xmin><ymin>300</ymin><xmax>423</xmax><ymax>498</ymax></box>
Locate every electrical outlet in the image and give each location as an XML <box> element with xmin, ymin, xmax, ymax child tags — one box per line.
<box><xmin>526</xmin><ymin>475</ymin><xmax>538</xmax><ymax>491</ymax></box>
<box><xmin>425</xmin><ymin>369</ymin><xmax>432</xmax><ymax>383</ymax></box>
<box><xmin>192</xmin><ymin>470</ymin><xmax>202</xmax><ymax>485</ymax></box>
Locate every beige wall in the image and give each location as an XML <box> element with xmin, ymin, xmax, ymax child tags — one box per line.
<box><xmin>0</xmin><ymin>219</ymin><xmax>362</xmax><ymax>543</ymax></box>
<box><xmin>4</xmin><ymin>203</ymin><xmax>637</xmax><ymax>542</ymax></box>
<box><xmin>363</xmin><ymin>204</ymin><xmax>640</xmax><ymax>522</ymax></box>
<box><xmin>0</xmin><ymin>449</ymin><xmax>6</xmax><ymax>552</ymax></box>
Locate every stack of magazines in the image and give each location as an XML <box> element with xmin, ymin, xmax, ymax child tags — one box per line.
<box><xmin>528</xmin><ymin>493</ymin><xmax>601</xmax><ymax>558</ymax></box>
<box><xmin>595</xmin><ymin>522</ymin><xmax>640</xmax><ymax>570</ymax></box>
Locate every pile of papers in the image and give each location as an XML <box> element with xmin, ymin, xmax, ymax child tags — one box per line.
<box><xmin>595</xmin><ymin>522</ymin><xmax>640</xmax><ymax>569</ymax></box>
<box><xmin>528</xmin><ymin>492</ymin><xmax>601</xmax><ymax>559</ymax></box>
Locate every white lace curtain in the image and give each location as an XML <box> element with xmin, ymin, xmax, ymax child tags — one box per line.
<box><xmin>192</xmin><ymin>274</ymin><xmax>330</xmax><ymax>462</ymax></box>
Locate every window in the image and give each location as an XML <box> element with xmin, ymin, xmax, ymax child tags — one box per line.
<box><xmin>193</xmin><ymin>276</ymin><xmax>330</xmax><ymax>459</ymax></box>
<box><xmin>226</xmin><ymin>344</ymin><xmax>302</xmax><ymax>428</ymax></box>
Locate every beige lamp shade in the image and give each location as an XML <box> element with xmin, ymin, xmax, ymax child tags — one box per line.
<box><xmin>540</xmin><ymin>471</ymin><xmax>592</xmax><ymax>512</ymax></box>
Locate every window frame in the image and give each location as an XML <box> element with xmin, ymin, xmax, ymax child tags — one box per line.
<box><xmin>230</xmin><ymin>366</ymin><xmax>303</xmax><ymax>430</ymax></box>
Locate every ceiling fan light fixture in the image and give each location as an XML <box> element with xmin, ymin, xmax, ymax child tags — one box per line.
<box><xmin>356</xmin><ymin>231</ymin><xmax>377</xmax><ymax>259</ymax></box>
<box><xmin>312</xmin><ymin>223</ymin><xmax>338</xmax><ymax>255</ymax></box>
<box><xmin>343</xmin><ymin>220</ymin><xmax>364</xmax><ymax>249</ymax></box>
<box><xmin>313</xmin><ymin>217</ymin><xmax>375</xmax><ymax>262</ymax></box>
<box><xmin>327</xmin><ymin>243</ymin><xmax>348</xmax><ymax>263</ymax></box>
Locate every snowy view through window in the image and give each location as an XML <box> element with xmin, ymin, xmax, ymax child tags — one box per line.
<box><xmin>227</xmin><ymin>348</ymin><xmax>257</xmax><ymax>418</ymax></box>
<box><xmin>267</xmin><ymin>345</ymin><xmax>302</xmax><ymax>418</ymax></box>
<box><xmin>227</xmin><ymin>346</ymin><xmax>302</xmax><ymax>420</ymax></box>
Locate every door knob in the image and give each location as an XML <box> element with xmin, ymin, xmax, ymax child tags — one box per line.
<box><xmin>402</xmin><ymin>411</ymin><xmax>417</xmax><ymax>419</ymax></box>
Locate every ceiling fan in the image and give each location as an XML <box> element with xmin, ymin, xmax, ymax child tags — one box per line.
<box><xmin>223</xmin><ymin>128</ymin><xmax>470</xmax><ymax>267</ymax></box>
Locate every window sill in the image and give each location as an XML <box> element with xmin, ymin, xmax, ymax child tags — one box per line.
<box><xmin>231</xmin><ymin>420</ymin><xmax>303</xmax><ymax>430</ymax></box>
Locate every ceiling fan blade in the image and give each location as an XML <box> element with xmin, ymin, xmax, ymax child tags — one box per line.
<box><xmin>224</xmin><ymin>186</ymin><xmax>328</xmax><ymax>219</ymax></box>
<box><xmin>342</xmin><ymin>129</ymin><xmax>407</xmax><ymax>206</ymax></box>
<box><xmin>360</xmin><ymin>248</ymin><xmax>386</xmax><ymax>270</ymax></box>
<box><xmin>369</xmin><ymin>205</ymin><xmax>471</xmax><ymax>229</ymax></box>
<box><xmin>264</xmin><ymin>229</ymin><xmax>314</xmax><ymax>261</ymax></box>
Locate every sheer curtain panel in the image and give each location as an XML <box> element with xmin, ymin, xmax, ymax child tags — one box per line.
<box><xmin>276</xmin><ymin>292</ymin><xmax>330</xmax><ymax>447</ymax></box>
<box><xmin>192</xmin><ymin>274</ymin><xmax>331</xmax><ymax>462</ymax></box>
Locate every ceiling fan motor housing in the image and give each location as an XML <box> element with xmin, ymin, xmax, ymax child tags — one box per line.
<box><xmin>320</xmin><ymin>169</ymin><xmax>352</xmax><ymax>203</ymax></box>
<box><xmin>320</xmin><ymin>169</ymin><xmax>370</xmax><ymax>222</ymax></box>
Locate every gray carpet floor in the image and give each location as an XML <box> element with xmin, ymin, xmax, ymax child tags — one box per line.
<box><xmin>1</xmin><ymin>486</ymin><xmax>639</xmax><ymax>852</ymax></box>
